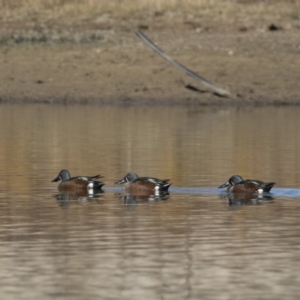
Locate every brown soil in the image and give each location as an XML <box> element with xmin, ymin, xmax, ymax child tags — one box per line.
<box><xmin>0</xmin><ymin>11</ymin><xmax>299</xmax><ymax>105</ymax></box>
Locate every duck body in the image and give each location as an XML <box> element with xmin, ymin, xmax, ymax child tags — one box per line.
<box><xmin>52</xmin><ymin>169</ymin><xmax>104</xmax><ymax>191</ymax></box>
<box><xmin>115</xmin><ymin>172</ymin><xmax>171</xmax><ymax>195</ymax></box>
<box><xmin>219</xmin><ymin>175</ymin><xmax>275</xmax><ymax>193</ymax></box>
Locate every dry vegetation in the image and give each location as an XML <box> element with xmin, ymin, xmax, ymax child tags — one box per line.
<box><xmin>0</xmin><ymin>0</ymin><xmax>299</xmax><ymax>25</ymax></box>
<box><xmin>0</xmin><ymin>0</ymin><xmax>298</xmax><ymax>44</ymax></box>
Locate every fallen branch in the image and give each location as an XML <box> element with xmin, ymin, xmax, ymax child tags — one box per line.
<box><xmin>136</xmin><ymin>29</ymin><xmax>230</xmax><ymax>97</ymax></box>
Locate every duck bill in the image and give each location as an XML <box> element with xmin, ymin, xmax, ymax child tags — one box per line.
<box><xmin>51</xmin><ymin>175</ymin><xmax>60</xmax><ymax>182</ymax></box>
<box><xmin>218</xmin><ymin>181</ymin><xmax>229</xmax><ymax>188</ymax></box>
<box><xmin>115</xmin><ymin>177</ymin><xmax>126</xmax><ymax>185</ymax></box>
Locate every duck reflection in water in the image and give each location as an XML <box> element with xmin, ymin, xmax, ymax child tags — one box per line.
<box><xmin>116</xmin><ymin>191</ymin><xmax>170</xmax><ymax>207</ymax></box>
<box><xmin>221</xmin><ymin>192</ymin><xmax>274</xmax><ymax>206</ymax></box>
<box><xmin>54</xmin><ymin>189</ymin><xmax>104</xmax><ymax>208</ymax></box>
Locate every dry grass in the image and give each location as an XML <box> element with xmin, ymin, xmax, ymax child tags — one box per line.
<box><xmin>0</xmin><ymin>0</ymin><xmax>299</xmax><ymax>46</ymax></box>
<box><xmin>0</xmin><ymin>0</ymin><xmax>299</xmax><ymax>22</ymax></box>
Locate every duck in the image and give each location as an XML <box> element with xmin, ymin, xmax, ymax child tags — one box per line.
<box><xmin>115</xmin><ymin>172</ymin><xmax>171</xmax><ymax>195</ymax></box>
<box><xmin>52</xmin><ymin>169</ymin><xmax>104</xmax><ymax>191</ymax></box>
<box><xmin>218</xmin><ymin>175</ymin><xmax>275</xmax><ymax>193</ymax></box>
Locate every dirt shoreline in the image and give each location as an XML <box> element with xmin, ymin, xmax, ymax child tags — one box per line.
<box><xmin>0</xmin><ymin>28</ymin><xmax>299</xmax><ymax>105</ymax></box>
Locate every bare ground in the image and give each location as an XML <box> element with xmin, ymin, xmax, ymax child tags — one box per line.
<box><xmin>0</xmin><ymin>10</ymin><xmax>299</xmax><ymax>105</ymax></box>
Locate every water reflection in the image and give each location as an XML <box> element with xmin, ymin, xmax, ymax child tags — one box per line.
<box><xmin>53</xmin><ymin>190</ymin><xmax>104</xmax><ymax>208</ymax></box>
<box><xmin>116</xmin><ymin>191</ymin><xmax>170</xmax><ymax>207</ymax></box>
<box><xmin>220</xmin><ymin>192</ymin><xmax>274</xmax><ymax>206</ymax></box>
<box><xmin>0</xmin><ymin>104</ymin><xmax>299</xmax><ymax>300</ymax></box>
<box><xmin>1</xmin><ymin>104</ymin><xmax>300</xmax><ymax>189</ymax></box>
<box><xmin>0</xmin><ymin>106</ymin><xmax>300</xmax><ymax>187</ymax></box>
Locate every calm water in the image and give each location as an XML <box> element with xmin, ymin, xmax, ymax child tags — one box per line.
<box><xmin>0</xmin><ymin>104</ymin><xmax>300</xmax><ymax>300</ymax></box>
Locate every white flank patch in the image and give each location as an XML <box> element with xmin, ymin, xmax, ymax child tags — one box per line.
<box><xmin>155</xmin><ymin>186</ymin><xmax>160</xmax><ymax>196</ymax></box>
<box><xmin>88</xmin><ymin>182</ymin><xmax>94</xmax><ymax>188</ymax></box>
<box><xmin>258</xmin><ymin>188</ymin><xmax>263</xmax><ymax>194</ymax></box>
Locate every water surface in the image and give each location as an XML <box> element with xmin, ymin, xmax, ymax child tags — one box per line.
<box><xmin>0</xmin><ymin>104</ymin><xmax>299</xmax><ymax>300</ymax></box>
